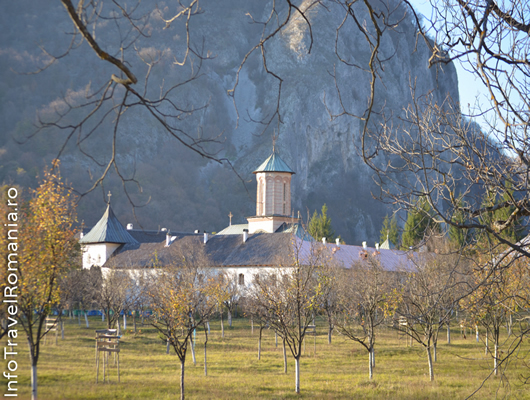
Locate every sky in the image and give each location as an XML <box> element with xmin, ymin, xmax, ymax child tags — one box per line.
<box><xmin>410</xmin><ymin>0</ymin><xmax>486</xmax><ymax>116</ymax></box>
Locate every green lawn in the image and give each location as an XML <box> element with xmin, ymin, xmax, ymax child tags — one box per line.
<box><xmin>4</xmin><ymin>316</ymin><xmax>529</xmax><ymax>399</ymax></box>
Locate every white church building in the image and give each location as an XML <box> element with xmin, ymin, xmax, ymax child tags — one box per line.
<box><xmin>79</xmin><ymin>151</ymin><xmax>412</xmax><ymax>284</ymax></box>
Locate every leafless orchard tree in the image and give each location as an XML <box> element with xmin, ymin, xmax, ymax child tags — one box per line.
<box><xmin>248</xmin><ymin>238</ymin><xmax>323</xmax><ymax>394</ymax></box>
<box><xmin>146</xmin><ymin>241</ymin><xmax>221</xmax><ymax>400</ymax></box>
<box><xmin>221</xmin><ymin>271</ymin><xmax>242</xmax><ymax>328</ymax></box>
<box><xmin>93</xmin><ymin>267</ymin><xmax>135</xmax><ymax>331</ymax></box>
<box><xmin>317</xmin><ymin>261</ymin><xmax>340</xmax><ymax>345</ymax></box>
<box><xmin>242</xmin><ymin>281</ymin><xmax>270</xmax><ymax>361</ymax></box>
<box><xmin>391</xmin><ymin>239</ymin><xmax>470</xmax><ymax>382</ymax></box>
<box><xmin>333</xmin><ymin>255</ymin><xmax>393</xmax><ymax>380</ymax></box>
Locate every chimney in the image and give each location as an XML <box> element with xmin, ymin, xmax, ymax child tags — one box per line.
<box><xmin>362</xmin><ymin>241</ymin><xmax>367</xmax><ymax>249</ymax></box>
<box><xmin>375</xmin><ymin>243</ymin><xmax>380</xmax><ymax>250</ymax></box>
<box><xmin>335</xmin><ymin>238</ymin><xmax>340</xmax><ymax>246</ymax></box>
<box><xmin>127</xmin><ymin>223</ymin><xmax>133</xmax><ymax>230</ymax></box>
<box><xmin>203</xmin><ymin>233</ymin><xmax>209</xmax><ymax>244</ymax></box>
<box><xmin>322</xmin><ymin>237</ymin><xmax>327</xmax><ymax>244</ymax></box>
<box><xmin>165</xmin><ymin>232</ymin><xmax>171</xmax><ymax>247</ymax></box>
<box><xmin>243</xmin><ymin>229</ymin><xmax>249</xmax><ymax>243</ymax></box>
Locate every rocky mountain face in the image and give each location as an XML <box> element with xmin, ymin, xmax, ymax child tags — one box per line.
<box><xmin>0</xmin><ymin>0</ymin><xmax>458</xmax><ymax>245</ymax></box>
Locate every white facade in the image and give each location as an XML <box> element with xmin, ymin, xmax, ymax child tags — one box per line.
<box><xmin>82</xmin><ymin>243</ymin><xmax>121</xmax><ymax>269</ymax></box>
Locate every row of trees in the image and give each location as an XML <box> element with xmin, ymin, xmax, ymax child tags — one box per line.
<box><xmin>83</xmin><ymin>235</ymin><xmax>527</xmax><ymax>398</ymax></box>
<box><xmin>380</xmin><ymin>189</ymin><xmax>526</xmax><ymax>252</ymax></box>
<box><xmin>3</xmin><ymin>163</ymin><xmax>528</xmax><ymax>400</ymax></box>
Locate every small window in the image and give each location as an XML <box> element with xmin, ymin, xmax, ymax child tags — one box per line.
<box><xmin>238</xmin><ymin>273</ymin><xmax>245</xmax><ymax>286</ymax></box>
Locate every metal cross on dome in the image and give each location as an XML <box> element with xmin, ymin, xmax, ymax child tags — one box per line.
<box><xmin>107</xmin><ymin>191</ymin><xmax>112</xmax><ymax>204</ymax></box>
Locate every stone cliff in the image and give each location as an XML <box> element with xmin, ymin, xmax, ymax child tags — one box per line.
<box><xmin>0</xmin><ymin>0</ymin><xmax>458</xmax><ymax>244</ymax></box>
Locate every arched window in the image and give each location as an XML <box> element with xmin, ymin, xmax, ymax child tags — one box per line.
<box><xmin>238</xmin><ymin>273</ymin><xmax>245</xmax><ymax>286</ymax></box>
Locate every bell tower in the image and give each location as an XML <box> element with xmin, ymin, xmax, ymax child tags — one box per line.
<box><xmin>247</xmin><ymin>150</ymin><xmax>298</xmax><ymax>233</ymax></box>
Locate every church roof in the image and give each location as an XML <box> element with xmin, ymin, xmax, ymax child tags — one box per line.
<box><xmin>275</xmin><ymin>222</ymin><xmax>313</xmax><ymax>241</ymax></box>
<box><xmin>253</xmin><ymin>152</ymin><xmax>295</xmax><ymax>174</ymax></box>
<box><xmin>79</xmin><ymin>204</ymin><xmax>139</xmax><ymax>245</ymax></box>
<box><xmin>217</xmin><ymin>224</ymin><xmax>249</xmax><ymax>235</ymax></box>
<box><xmin>380</xmin><ymin>237</ymin><xmax>395</xmax><ymax>250</ymax></box>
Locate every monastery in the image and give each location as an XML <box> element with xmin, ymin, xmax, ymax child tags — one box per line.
<box><xmin>79</xmin><ymin>151</ymin><xmax>412</xmax><ymax>284</ymax></box>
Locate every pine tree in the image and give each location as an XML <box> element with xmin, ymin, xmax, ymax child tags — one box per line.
<box><xmin>308</xmin><ymin>204</ymin><xmax>335</xmax><ymax>242</ymax></box>
<box><xmin>448</xmin><ymin>197</ymin><xmax>469</xmax><ymax>249</ymax></box>
<box><xmin>401</xmin><ymin>198</ymin><xmax>437</xmax><ymax>250</ymax></box>
<box><xmin>380</xmin><ymin>214</ymin><xmax>399</xmax><ymax>247</ymax></box>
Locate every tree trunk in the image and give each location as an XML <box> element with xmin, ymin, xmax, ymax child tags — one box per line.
<box><xmin>258</xmin><ymin>327</ymin><xmax>263</xmax><ymax>360</ymax></box>
<box><xmin>204</xmin><ymin>341</ymin><xmax>208</xmax><ymax>376</ymax></box>
<box><xmin>427</xmin><ymin>347</ymin><xmax>434</xmax><ymax>381</ymax></box>
<box><xmin>133</xmin><ymin>313</ymin><xmax>137</xmax><ymax>333</ymax></box>
<box><xmin>180</xmin><ymin>358</ymin><xmax>185</xmax><ymax>400</ymax></box>
<box><xmin>85</xmin><ymin>312</ymin><xmax>89</xmax><ymax>328</ymax></box>
<box><xmin>190</xmin><ymin>336</ymin><xmax>196</xmax><ymax>366</ymax></box>
<box><xmin>275</xmin><ymin>331</ymin><xmax>278</xmax><ymax>348</ymax></box>
<box><xmin>221</xmin><ymin>313</ymin><xmax>224</xmax><ymax>338</ymax></box>
<box><xmin>508</xmin><ymin>314</ymin><xmax>512</xmax><ymax>337</ymax></box>
<box><xmin>433</xmin><ymin>342</ymin><xmax>437</xmax><ymax>362</ymax></box>
<box><xmin>368</xmin><ymin>349</ymin><xmax>373</xmax><ymax>380</ymax></box>
<box><xmin>371</xmin><ymin>347</ymin><xmax>375</xmax><ymax>368</ymax></box>
<box><xmin>328</xmin><ymin>324</ymin><xmax>333</xmax><ymax>345</ymax></box>
<box><xmin>61</xmin><ymin>321</ymin><xmax>64</xmax><ymax>340</ymax></box>
<box><xmin>475</xmin><ymin>325</ymin><xmax>479</xmax><ymax>342</ymax></box>
<box><xmin>485</xmin><ymin>331</ymin><xmax>489</xmax><ymax>356</ymax></box>
<box><xmin>295</xmin><ymin>355</ymin><xmax>300</xmax><ymax>393</ymax></box>
<box><xmin>251</xmin><ymin>318</ymin><xmax>254</xmax><ymax>335</ymax></box>
<box><xmin>447</xmin><ymin>322</ymin><xmax>451</xmax><ymax>344</ymax></box>
<box><xmin>494</xmin><ymin>342</ymin><xmax>499</xmax><ymax>376</ymax></box>
<box><xmin>31</xmin><ymin>363</ymin><xmax>37</xmax><ymax>400</ymax></box>
<box><xmin>123</xmin><ymin>314</ymin><xmax>127</xmax><ymax>330</ymax></box>
<box><xmin>228</xmin><ymin>310</ymin><xmax>232</xmax><ymax>327</ymax></box>
<box><xmin>283</xmin><ymin>338</ymin><xmax>287</xmax><ymax>374</ymax></box>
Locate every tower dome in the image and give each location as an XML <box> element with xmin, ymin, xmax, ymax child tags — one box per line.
<box><xmin>248</xmin><ymin>150</ymin><xmax>298</xmax><ymax>233</ymax></box>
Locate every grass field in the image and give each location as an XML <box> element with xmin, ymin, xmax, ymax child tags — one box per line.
<box><xmin>3</xmin><ymin>316</ymin><xmax>529</xmax><ymax>399</ymax></box>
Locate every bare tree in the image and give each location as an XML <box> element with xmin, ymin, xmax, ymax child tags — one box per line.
<box><xmin>391</xmin><ymin>240</ymin><xmax>469</xmax><ymax>381</ymax></box>
<box><xmin>248</xmin><ymin>238</ymin><xmax>323</xmax><ymax>394</ymax></box>
<box><xmin>94</xmin><ymin>268</ymin><xmax>134</xmax><ymax>331</ymax></box>
<box><xmin>221</xmin><ymin>271</ymin><xmax>242</xmax><ymax>328</ymax></box>
<box><xmin>334</xmin><ymin>255</ymin><xmax>393</xmax><ymax>380</ymax></box>
<box><xmin>146</xmin><ymin>241</ymin><xmax>220</xmax><ymax>400</ymax></box>
<box><xmin>317</xmin><ymin>260</ymin><xmax>340</xmax><ymax>345</ymax></box>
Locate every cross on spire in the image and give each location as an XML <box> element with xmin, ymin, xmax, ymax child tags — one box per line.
<box><xmin>107</xmin><ymin>191</ymin><xmax>112</xmax><ymax>204</ymax></box>
<box><xmin>272</xmin><ymin>132</ymin><xmax>277</xmax><ymax>153</ymax></box>
<box><xmin>228</xmin><ymin>211</ymin><xmax>233</xmax><ymax>226</ymax></box>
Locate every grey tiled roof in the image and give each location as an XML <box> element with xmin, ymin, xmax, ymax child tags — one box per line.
<box><xmin>104</xmin><ymin>232</ymin><xmax>296</xmax><ymax>269</ymax></box>
<box><xmin>253</xmin><ymin>152</ymin><xmax>295</xmax><ymax>174</ymax></box>
<box><xmin>102</xmin><ymin>229</ymin><xmax>417</xmax><ymax>272</ymax></box>
<box><xmin>79</xmin><ymin>205</ymin><xmax>138</xmax><ymax>245</ymax></box>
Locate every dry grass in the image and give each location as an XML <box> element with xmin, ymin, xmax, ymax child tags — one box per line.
<box><xmin>4</xmin><ymin>316</ymin><xmax>530</xmax><ymax>399</ymax></box>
